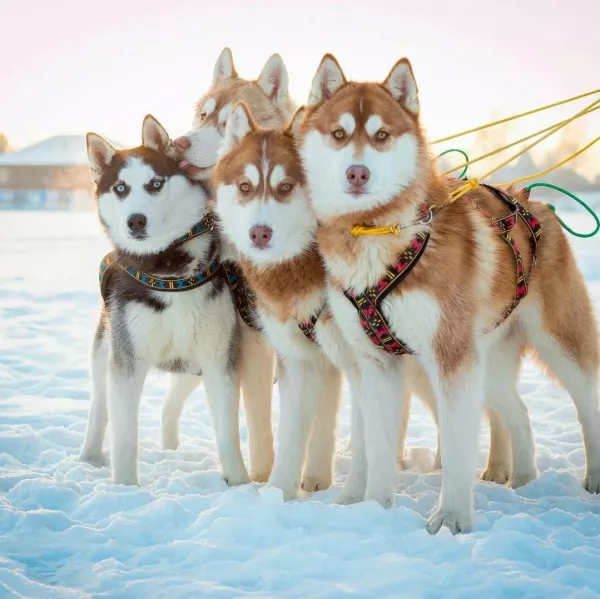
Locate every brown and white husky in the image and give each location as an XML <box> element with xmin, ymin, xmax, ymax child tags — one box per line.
<box><xmin>296</xmin><ymin>54</ymin><xmax>600</xmax><ymax>534</ymax></box>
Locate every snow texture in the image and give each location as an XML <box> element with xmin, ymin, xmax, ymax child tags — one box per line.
<box><xmin>1</xmin><ymin>207</ymin><xmax>600</xmax><ymax>598</ymax></box>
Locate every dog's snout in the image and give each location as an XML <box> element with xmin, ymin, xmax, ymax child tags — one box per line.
<box><xmin>346</xmin><ymin>165</ymin><xmax>370</xmax><ymax>188</ymax></box>
<box><xmin>127</xmin><ymin>213</ymin><xmax>147</xmax><ymax>232</ymax></box>
<box><xmin>249</xmin><ymin>225</ymin><xmax>273</xmax><ymax>249</ymax></box>
<box><xmin>174</xmin><ymin>136</ymin><xmax>191</xmax><ymax>150</ymax></box>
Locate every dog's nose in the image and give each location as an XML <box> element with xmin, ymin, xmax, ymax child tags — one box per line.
<box><xmin>249</xmin><ymin>225</ymin><xmax>273</xmax><ymax>249</ymax></box>
<box><xmin>346</xmin><ymin>165</ymin><xmax>370</xmax><ymax>188</ymax></box>
<box><xmin>127</xmin><ymin>213</ymin><xmax>147</xmax><ymax>232</ymax></box>
<box><xmin>174</xmin><ymin>136</ymin><xmax>191</xmax><ymax>150</ymax></box>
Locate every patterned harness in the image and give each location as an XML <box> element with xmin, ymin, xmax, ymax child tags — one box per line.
<box><xmin>344</xmin><ymin>185</ymin><xmax>542</xmax><ymax>356</ymax></box>
<box><xmin>98</xmin><ymin>213</ymin><xmax>259</xmax><ymax>330</ymax></box>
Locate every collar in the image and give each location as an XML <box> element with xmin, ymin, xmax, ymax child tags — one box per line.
<box><xmin>98</xmin><ymin>214</ymin><xmax>217</xmax><ymax>299</ymax></box>
<box><xmin>351</xmin><ymin>204</ymin><xmax>432</xmax><ymax>237</ymax></box>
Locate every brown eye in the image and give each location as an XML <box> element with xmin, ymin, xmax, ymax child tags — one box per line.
<box><xmin>278</xmin><ymin>182</ymin><xmax>294</xmax><ymax>195</ymax></box>
<box><xmin>332</xmin><ymin>129</ymin><xmax>346</xmax><ymax>140</ymax></box>
<box><xmin>375</xmin><ymin>129</ymin><xmax>389</xmax><ymax>141</ymax></box>
<box><xmin>200</xmin><ymin>112</ymin><xmax>207</xmax><ymax>121</ymax></box>
<box><xmin>239</xmin><ymin>181</ymin><xmax>252</xmax><ymax>194</ymax></box>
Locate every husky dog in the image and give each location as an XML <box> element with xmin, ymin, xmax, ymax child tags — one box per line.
<box><xmin>79</xmin><ymin>115</ymin><xmax>254</xmax><ymax>486</ymax></box>
<box><xmin>175</xmin><ymin>47</ymin><xmax>295</xmax><ymax>182</ymax></box>
<box><xmin>297</xmin><ymin>54</ymin><xmax>600</xmax><ymax>534</ymax></box>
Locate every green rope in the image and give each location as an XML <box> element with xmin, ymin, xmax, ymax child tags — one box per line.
<box><xmin>526</xmin><ymin>182</ymin><xmax>600</xmax><ymax>238</ymax></box>
<box><xmin>437</xmin><ymin>148</ymin><xmax>469</xmax><ymax>179</ymax></box>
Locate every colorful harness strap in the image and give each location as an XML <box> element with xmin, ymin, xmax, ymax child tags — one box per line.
<box><xmin>345</xmin><ymin>186</ymin><xmax>542</xmax><ymax>356</ymax></box>
<box><xmin>297</xmin><ymin>305</ymin><xmax>324</xmax><ymax>343</ymax></box>
<box><xmin>344</xmin><ymin>231</ymin><xmax>430</xmax><ymax>355</ymax></box>
<box><xmin>220</xmin><ymin>260</ymin><xmax>260</xmax><ymax>330</ymax></box>
<box><xmin>98</xmin><ymin>214</ymin><xmax>218</xmax><ymax>301</ymax></box>
<box><xmin>480</xmin><ymin>184</ymin><xmax>542</xmax><ymax>329</ymax></box>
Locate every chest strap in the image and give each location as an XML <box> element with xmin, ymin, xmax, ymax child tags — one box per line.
<box><xmin>297</xmin><ymin>305</ymin><xmax>324</xmax><ymax>343</ymax></box>
<box><xmin>220</xmin><ymin>260</ymin><xmax>260</xmax><ymax>330</ymax></box>
<box><xmin>344</xmin><ymin>231</ymin><xmax>430</xmax><ymax>355</ymax></box>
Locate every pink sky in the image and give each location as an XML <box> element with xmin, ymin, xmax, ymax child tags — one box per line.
<box><xmin>1</xmin><ymin>0</ymin><xmax>598</xmax><ymax>172</ymax></box>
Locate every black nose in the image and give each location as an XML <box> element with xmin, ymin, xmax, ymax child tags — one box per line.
<box><xmin>127</xmin><ymin>213</ymin><xmax>147</xmax><ymax>232</ymax></box>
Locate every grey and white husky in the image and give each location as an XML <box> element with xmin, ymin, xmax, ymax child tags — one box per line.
<box><xmin>79</xmin><ymin>115</ymin><xmax>272</xmax><ymax>485</ymax></box>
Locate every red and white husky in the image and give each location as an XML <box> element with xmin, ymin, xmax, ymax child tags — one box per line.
<box><xmin>296</xmin><ymin>54</ymin><xmax>600</xmax><ymax>533</ymax></box>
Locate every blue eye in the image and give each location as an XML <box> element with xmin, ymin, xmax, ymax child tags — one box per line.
<box><xmin>117</xmin><ymin>184</ymin><xmax>125</xmax><ymax>192</ymax></box>
<box><xmin>151</xmin><ymin>179</ymin><xmax>164</xmax><ymax>190</ymax></box>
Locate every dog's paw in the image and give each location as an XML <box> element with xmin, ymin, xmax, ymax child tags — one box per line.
<box><xmin>481</xmin><ymin>463</ymin><xmax>510</xmax><ymax>485</ymax></box>
<box><xmin>583</xmin><ymin>468</ymin><xmax>600</xmax><ymax>494</ymax></box>
<box><xmin>301</xmin><ymin>473</ymin><xmax>332</xmax><ymax>493</ymax></box>
<box><xmin>427</xmin><ymin>506</ymin><xmax>473</xmax><ymax>535</ymax></box>
<box><xmin>223</xmin><ymin>470</ymin><xmax>251</xmax><ymax>487</ymax></box>
<box><xmin>364</xmin><ymin>487</ymin><xmax>395</xmax><ymax>509</ymax></box>
<box><xmin>78</xmin><ymin>451</ymin><xmax>107</xmax><ymax>468</ymax></box>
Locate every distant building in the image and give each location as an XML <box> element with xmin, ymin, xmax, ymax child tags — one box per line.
<box><xmin>0</xmin><ymin>135</ymin><xmax>120</xmax><ymax>210</ymax></box>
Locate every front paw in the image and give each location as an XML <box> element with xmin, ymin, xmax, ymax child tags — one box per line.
<box><xmin>426</xmin><ymin>506</ymin><xmax>473</xmax><ymax>535</ymax></box>
<box><xmin>481</xmin><ymin>463</ymin><xmax>511</xmax><ymax>485</ymax></box>
<box><xmin>267</xmin><ymin>474</ymin><xmax>300</xmax><ymax>501</ymax></box>
<box><xmin>301</xmin><ymin>473</ymin><xmax>332</xmax><ymax>493</ymax></box>
<box><xmin>364</xmin><ymin>487</ymin><xmax>395</xmax><ymax>509</ymax></box>
<box><xmin>223</xmin><ymin>469</ymin><xmax>251</xmax><ymax>487</ymax></box>
<box><xmin>79</xmin><ymin>450</ymin><xmax>107</xmax><ymax>468</ymax></box>
<box><xmin>112</xmin><ymin>472</ymin><xmax>140</xmax><ymax>486</ymax></box>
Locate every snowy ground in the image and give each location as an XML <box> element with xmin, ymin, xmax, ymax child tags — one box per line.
<box><xmin>1</xmin><ymin>205</ymin><xmax>600</xmax><ymax>599</ymax></box>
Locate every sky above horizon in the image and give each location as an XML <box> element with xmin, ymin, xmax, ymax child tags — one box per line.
<box><xmin>1</xmin><ymin>0</ymin><xmax>599</xmax><ymax>175</ymax></box>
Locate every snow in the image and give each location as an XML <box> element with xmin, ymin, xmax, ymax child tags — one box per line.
<box><xmin>0</xmin><ymin>135</ymin><xmax>123</xmax><ymax>167</ymax></box>
<box><xmin>1</xmin><ymin>206</ymin><xmax>600</xmax><ymax>599</ymax></box>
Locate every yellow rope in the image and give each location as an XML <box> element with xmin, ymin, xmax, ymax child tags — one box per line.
<box><xmin>442</xmin><ymin>105</ymin><xmax>600</xmax><ymax>177</ymax></box>
<box><xmin>432</xmin><ymin>88</ymin><xmax>600</xmax><ymax>144</ymax></box>
<box><xmin>443</xmin><ymin>96</ymin><xmax>600</xmax><ymax>206</ymax></box>
<box><xmin>497</xmin><ymin>135</ymin><xmax>600</xmax><ymax>187</ymax></box>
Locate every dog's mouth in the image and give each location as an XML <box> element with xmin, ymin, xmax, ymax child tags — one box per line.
<box><xmin>130</xmin><ymin>231</ymin><xmax>147</xmax><ymax>240</ymax></box>
<box><xmin>179</xmin><ymin>160</ymin><xmax>214</xmax><ymax>178</ymax></box>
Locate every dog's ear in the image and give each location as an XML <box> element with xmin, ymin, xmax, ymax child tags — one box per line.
<box><xmin>383</xmin><ymin>58</ymin><xmax>419</xmax><ymax>115</ymax></box>
<box><xmin>86</xmin><ymin>133</ymin><xmax>116</xmax><ymax>184</ymax></box>
<box><xmin>285</xmin><ymin>106</ymin><xmax>307</xmax><ymax>138</ymax></box>
<box><xmin>307</xmin><ymin>54</ymin><xmax>346</xmax><ymax>107</ymax></box>
<box><xmin>258</xmin><ymin>53</ymin><xmax>289</xmax><ymax>102</ymax></box>
<box><xmin>142</xmin><ymin>115</ymin><xmax>176</xmax><ymax>159</ymax></box>
<box><xmin>221</xmin><ymin>102</ymin><xmax>256</xmax><ymax>156</ymax></box>
<box><xmin>212</xmin><ymin>47</ymin><xmax>237</xmax><ymax>86</ymax></box>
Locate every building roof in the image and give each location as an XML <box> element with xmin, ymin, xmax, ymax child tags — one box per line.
<box><xmin>0</xmin><ymin>135</ymin><xmax>123</xmax><ymax>167</ymax></box>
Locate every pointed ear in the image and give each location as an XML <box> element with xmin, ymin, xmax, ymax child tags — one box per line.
<box><xmin>307</xmin><ymin>54</ymin><xmax>346</xmax><ymax>107</ymax></box>
<box><xmin>86</xmin><ymin>133</ymin><xmax>116</xmax><ymax>184</ymax></box>
<box><xmin>258</xmin><ymin>53</ymin><xmax>289</xmax><ymax>102</ymax></box>
<box><xmin>141</xmin><ymin>114</ymin><xmax>176</xmax><ymax>159</ymax></box>
<box><xmin>212</xmin><ymin>47</ymin><xmax>237</xmax><ymax>86</ymax></box>
<box><xmin>285</xmin><ymin>106</ymin><xmax>307</xmax><ymax>138</ymax></box>
<box><xmin>221</xmin><ymin>102</ymin><xmax>256</xmax><ymax>156</ymax></box>
<box><xmin>383</xmin><ymin>58</ymin><xmax>419</xmax><ymax>115</ymax></box>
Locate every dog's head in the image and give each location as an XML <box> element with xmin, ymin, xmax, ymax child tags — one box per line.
<box><xmin>86</xmin><ymin>115</ymin><xmax>207</xmax><ymax>255</ymax></box>
<box><xmin>297</xmin><ymin>54</ymin><xmax>428</xmax><ymax>222</ymax></box>
<box><xmin>213</xmin><ymin>102</ymin><xmax>315</xmax><ymax>266</ymax></box>
<box><xmin>175</xmin><ymin>47</ymin><xmax>294</xmax><ymax>182</ymax></box>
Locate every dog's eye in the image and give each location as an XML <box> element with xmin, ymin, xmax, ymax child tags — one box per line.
<box><xmin>239</xmin><ymin>181</ymin><xmax>252</xmax><ymax>194</ymax></box>
<box><xmin>375</xmin><ymin>130</ymin><xmax>389</xmax><ymax>141</ymax></box>
<box><xmin>113</xmin><ymin>183</ymin><xmax>127</xmax><ymax>196</ymax></box>
<box><xmin>200</xmin><ymin>112</ymin><xmax>207</xmax><ymax>121</ymax></box>
<box><xmin>152</xmin><ymin>179</ymin><xmax>164</xmax><ymax>190</ymax></box>
<box><xmin>278</xmin><ymin>182</ymin><xmax>294</xmax><ymax>195</ymax></box>
<box><xmin>332</xmin><ymin>129</ymin><xmax>346</xmax><ymax>140</ymax></box>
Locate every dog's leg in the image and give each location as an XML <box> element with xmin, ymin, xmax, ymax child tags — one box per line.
<box><xmin>161</xmin><ymin>373</ymin><xmax>201</xmax><ymax>450</ymax></box>
<box><xmin>525</xmin><ymin>314</ymin><xmax>600</xmax><ymax>493</ymax></box>
<box><xmin>396</xmin><ymin>390</ymin><xmax>411</xmax><ymax>469</ymax></box>
<box><xmin>107</xmin><ymin>356</ymin><xmax>147</xmax><ymax>486</ymax></box>
<box><xmin>239</xmin><ymin>324</ymin><xmax>275</xmax><ymax>482</ymax></box>
<box><xmin>482</xmin><ymin>335</ymin><xmax>537</xmax><ymax>487</ymax></box>
<box><xmin>80</xmin><ymin>332</ymin><xmax>109</xmax><ymax>467</ymax></box>
<box><xmin>203</xmin><ymin>357</ymin><xmax>250</xmax><ymax>486</ymax></box>
<box><xmin>355</xmin><ymin>359</ymin><xmax>405</xmax><ymax>508</ymax></box>
<box><xmin>426</xmin><ymin>358</ymin><xmax>484</xmax><ymax>535</ymax></box>
<box><xmin>337</xmin><ymin>373</ymin><xmax>368</xmax><ymax>504</ymax></box>
<box><xmin>481</xmin><ymin>408</ymin><xmax>512</xmax><ymax>484</ymax></box>
<box><xmin>302</xmin><ymin>361</ymin><xmax>342</xmax><ymax>492</ymax></box>
<box><xmin>269</xmin><ymin>358</ymin><xmax>323</xmax><ymax>500</ymax></box>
